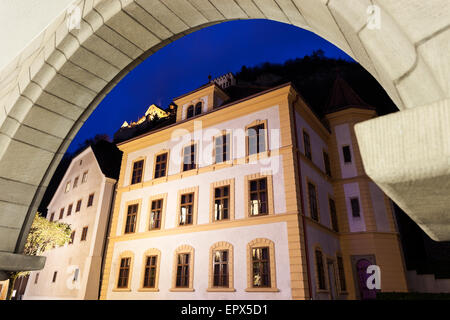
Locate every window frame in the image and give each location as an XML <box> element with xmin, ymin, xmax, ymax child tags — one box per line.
<box><xmin>210</xmin><ymin>178</ymin><xmax>235</xmax><ymax>223</ymax></box>
<box><xmin>153</xmin><ymin>151</ymin><xmax>169</xmax><ymax>179</ymax></box>
<box><xmin>87</xmin><ymin>193</ymin><xmax>94</xmax><ymax>207</ymax></box>
<box><xmin>130</xmin><ymin>158</ymin><xmax>145</xmax><ymax>185</ymax></box>
<box><xmin>208</xmin><ymin>242</ymin><xmax>235</xmax><ymax>292</ymax></box>
<box><xmin>246</xmin><ymin>238</ymin><xmax>278</xmax><ymax>292</ymax></box>
<box><xmin>303</xmin><ymin>129</ymin><xmax>312</xmax><ymax>161</ymax></box>
<box><xmin>67</xmin><ymin>203</ymin><xmax>73</xmax><ymax>216</ymax></box>
<box><xmin>75</xmin><ymin>199</ymin><xmax>82</xmax><ymax>212</ymax></box>
<box><xmin>181</xmin><ymin>142</ymin><xmax>197</xmax><ymax>172</ymax></box>
<box><xmin>314</xmin><ymin>246</ymin><xmax>327</xmax><ymax>292</ymax></box>
<box><xmin>171</xmin><ymin>245</ymin><xmax>195</xmax><ymax>292</ymax></box>
<box><xmin>147</xmin><ymin>193</ymin><xmax>167</xmax><ymax>231</ymax></box>
<box><xmin>336</xmin><ymin>254</ymin><xmax>348</xmax><ymax>294</ymax></box>
<box><xmin>244</xmin><ymin>173</ymin><xmax>274</xmax><ymax>218</ymax></box>
<box><xmin>59</xmin><ymin>207</ymin><xmax>64</xmax><ymax>220</ymax></box>
<box><xmin>176</xmin><ymin>187</ymin><xmax>198</xmax><ymax>227</ymax></box>
<box><xmin>81</xmin><ymin>171</ymin><xmax>88</xmax><ymax>183</ymax></box>
<box><xmin>139</xmin><ymin>248</ymin><xmax>161</xmax><ymax>292</ymax></box>
<box><xmin>328</xmin><ymin>196</ymin><xmax>339</xmax><ymax>232</ymax></box>
<box><xmin>245</xmin><ymin>120</ymin><xmax>269</xmax><ymax>157</ymax></box>
<box><xmin>114</xmin><ymin>251</ymin><xmax>134</xmax><ymax>292</ymax></box>
<box><xmin>73</xmin><ymin>176</ymin><xmax>79</xmax><ymax>188</ymax></box>
<box><xmin>306</xmin><ymin>179</ymin><xmax>320</xmax><ymax>222</ymax></box>
<box><xmin>350</xmin><ymin>197</ymin><xmax>361</xmax><ymax>218</ymax></box>
<box><xmin>213</xmin><ymin>131</ymin><xmax>232</xmax><ymax>165</ymax></box>
<box><xmin>80</xmin><ymin>226</ymin><xmax>88</xmax><ymax>241</ymax></box>
<box><xmin>123</xmin><ymin>199</ymin><xmax>142</xmax><ymax>234</ymax></box>
<box><xmin>65</xmin><ymin>181</ymin><xmax>71</xmax><ymax>193</ymax></box>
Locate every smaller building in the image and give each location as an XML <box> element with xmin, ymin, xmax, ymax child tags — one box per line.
<box><xmin>23</xmin><ymin>140</ymin><xmax>122</xmax><ymax>300</ymax></box>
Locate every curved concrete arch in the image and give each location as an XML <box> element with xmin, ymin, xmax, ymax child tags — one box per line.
<box><xmin>0</xmin><ymin>0</ymin><xmax>449</xmax><ymax>274</ymax></box>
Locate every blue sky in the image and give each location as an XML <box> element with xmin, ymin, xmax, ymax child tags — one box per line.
<box><xmin>68</xmin><ymin>19</ymin><xmax>352</xmax><ymax>153</ymax></box>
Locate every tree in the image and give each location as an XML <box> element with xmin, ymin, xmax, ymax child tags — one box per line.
<box><xmin>5</xmin><ymin>213</ymin><xmax>71</xmax><ymax>300</ymax></box>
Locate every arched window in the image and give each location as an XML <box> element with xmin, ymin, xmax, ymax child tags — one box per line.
<box><xmin>194</xmin><ymin>102</ymin><xmax>202</xmax><ymax>116</ymax></box>
<box><xmin>208</xmin><ymin>242</ymin><xmax>235</xmax><ymax>291</ymax></box>
<box><xmin>186</xmin><ymin>105</ymin><xmax>194</xmax><ymax>119</ymax></box>
<box><xmin>171</xmin><ymin>245</ymin><xmax>195</xmax><ymax>291</ymax></box>
<box><xmin>246</xmin><ymin>238</ymin><xmax>278</xmax><ymax>291</ymax></box>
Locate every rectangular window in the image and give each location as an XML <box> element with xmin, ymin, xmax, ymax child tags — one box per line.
<box><xmin>49</xmin><ymin>212</ymin><xmax>55</xmax><ymax>222</ymax></box>
<box><xmin>82</xmin><ymin>171</ymin><xmax>88</xmax><ymax>183</ymax></box>
<box><xmin>73</xmin><ymin>176</ymin><xmax>79</xmax><ymax>188</ymax></box>
<box><xmin>52</xmin><ymin>271</ymin><xmax>58</xmax><ymax>283</ymax></box>
<box><xmin>342</xmin><ymin>145</ymin><xmax>352</xmax><ymax>163</ymax></box>
<box><xmin>125</xmin><ymin>204</ymin><xmax>138</xmax><ymax>233</ymax></box>
<box><xmin>214</xmin><ymin>186</ymin><xmax>230</xmax><ymax>221</ymax></box>
<box><xmin>350</xmin><ymin>197</ymin><xmax>360</xmax><ymax>217</ymax></box>
<box><xmin>247</xmin><ymin>124</ymin><xmax>266</xmax><ymax>156</ymax></box>
<box><xmin>315</xmin><ymin>250</ymin><xmax>326</xmax><ymax>290</ymax></box>
<box><xmin>87</xmin><ymin>193</ymin><xmax>94</xmax><ymax>207</ymax></box>
<box><xmin>117</xmin><ymin>257</ymin><xmax>131</xmax><ymax>288</ymax></box>
<box><xmin>65</xmin><ymin>181</ymin><xmax>71</xmax><ymax>193</ymax></box>
<box><xmin>215</xmin><ymin>133</ymin><xmax>230</xmax><ymax>163</ymax></box>
<box><xmin>323</xmin><ymin>151</ymin><xmax>331</xmax><ymax>177</ymax></box>
<box><xmin>143</xmin><ymin>256</ymin><xmax>157</xmax><ymax>288</ymax></box>
<box><xmin>154</xmin><ymin>153</ymin><xmax>168</xmax><ymax>178</ymax></box>
<box><xmin>73</xmin><ymin>268</ymin><xmax>79</xmax><ymax>282</ymax></box>
<box><xmin>252</xmin><ymin>247</ymin><xmax>270</xmax><ymax>288</ymax></box>
<box><xmin>149</xmin><ymin>199</ymin><xmax>163</xmax><ymax>230</ymax></box>
<box><xmin>337</xmin><ymin>256</ymin><xmax>347</xmax><ymax>291</ymax></box>
<box><xmin>179</xmin><ymin>193</ymin><xmax>194</xmax><ymax>226</ymax></box>
<box><xmin>35</xmin><ymin>273</ymin><xmax>39</xmax><ymax>284</ymax></box>
<box><xmin>81</xmin><ymin>227</ymin><xmax>88</xmax><ymax>241</ymax></box>
<box><xmin>175</xmin><ymin>253</ymin><xmax>190</xmax><ymax>288</ymax></box>
<box><xmin>213</xmin><ymin>250</ymin><xmax>229</xmax><ymax>288</ymax></box>
<box><xmin>67</xmin><ymin>204</ymin><xmax>73</xmax><ymax>216</ymax></box>
<box><xmin>249</xmin><ymin>178</ymin><xmax>268</xmax><ymax>216</ymax></box>
<box><xmin>69</xmin><ymin>231</ymin><xmax>75</xmax><ymax>244</ymax></box>
<box><xmin>303</xmin><ymin>131</ymin><xmax>312</xmax><ymax>160</ymax></box>
<box><xmin>308</xmin><ymin>182</ymin><xmax>319</xmax><ymax>221</ymax></box>
<box><xmin>329</xmin><ymin>198</ymin><xmax>339</xmax><ymax>232</ymax></box>
<box><xmin>76</xmin><ymin>199</ymin><xmax>82</xmax><ymax>212</ymax></box>
<box><xmin>183</xmin><ymin>144</ymin><xmax>197</xmax><ymax>171</ymax></box>
<box><xmin>59</xmin><ymin>208</ymin><xmax>64</xmax><ymax>220</ymax></box>
<box><xmin>131</xmin><ymin>160</ymin><xmax>144</xmax><ymax>184</ymax></box>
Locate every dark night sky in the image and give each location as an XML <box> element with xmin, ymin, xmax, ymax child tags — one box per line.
<box><xmin>68</xmin><ymin>19</ymin><xmax>353</xmax><ymax>153</ymax></box>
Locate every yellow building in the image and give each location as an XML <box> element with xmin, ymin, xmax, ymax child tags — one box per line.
<box><xmin>100</xmin><ymin>75</ymin><xmax>408</xmax><ymax>300</ymax></box>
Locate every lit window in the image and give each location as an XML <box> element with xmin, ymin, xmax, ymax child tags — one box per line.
<box><xmin>125</xmin><ymin>204</ymin><xmax>138</xmax><ymax>234</ymax></box>
<box><xmin>131</xmin><ymin>160</ymin><xmax>144</xmax><ymax>184</ymax></box>
<box><xmin>215</xmin><ymin>133</ymin><xmax>230</xmax><ymax>163</ymax></box>
<box><xmin>182</xmin><ymin>144</ymin><xmax>197</xmax><ymax>172</ymax></box>
<box><xmin>251</xmin><ymin>247</ymin><xmax>270</xmax><ymax>288</ymax></box>
<box><xmin>247</xmin><ymin>124</ymin><xmax>266</xmax><ymax>156</ymax></box>
<box><xmin>65</xmin><ymin>181</ymin><xmax>71</xmax><ymax>193</ymax></box>
<box><xmin>214</xmin><ymin>186</ymin><xmax>229</xmax><ymax>221</ymax></box>
<box><xmin>249</xmin><ymin>178</ymin><xmax>268</xmax><ymax>216</ymax></box>
<box><xmin>212</xmin><ymin>250</ymin><xmax>229</xmax><ymax>288</ymax></box>
<box><xmin>179</xmin><ymin>193</ymin><xmax>194</xmax><ymax>226</ymax></box>
<box><xmin>149</xmin><ymin>199</ymin><xmax>163</xmax><ymax>230</ymax></box>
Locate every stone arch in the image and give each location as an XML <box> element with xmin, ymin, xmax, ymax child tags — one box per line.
<box><xmin>0</xmin><ymin>0</ymin><xmax>449</xmax><ymax>277</ymax></box>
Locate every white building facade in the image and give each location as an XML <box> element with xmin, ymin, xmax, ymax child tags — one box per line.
<box><xmin>24</xmin><ymin>142</ymin><xmax>121</xmax><ymax>299</ymax></box>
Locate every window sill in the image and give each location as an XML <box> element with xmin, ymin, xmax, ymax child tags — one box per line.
<box><xmin>112</xmin><ymin>288</ymin><xmax>132</xmax><ymax>292</ymax></box>
<box><xmin>170</xmin><ymin>288</ymin><xmax>195</xmax><ymax>292</ymax></box>
<box><xmin>207</xmin><ymin>288</ymin><xmax>236</xmax><ymax>292</ymax></box>
<box><xmin>138</xmin><ymin>288</ymin><xmax>159</xmax><ymax>292</ymax></box>
<box><xmin>245</xmin><ymin>288</ymin><xmax>279</xmax><ymax>292</ymax></box>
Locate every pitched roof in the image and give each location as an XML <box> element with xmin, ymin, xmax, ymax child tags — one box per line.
<box><xmin>325</xmin><ymin>75</ymin><xmax>374</xmax><ymax>113</ymax></box>
<box><xmin>90</xmin><ymin>140</ymin><xmax>123</xmax><ymax>180</ymax></box>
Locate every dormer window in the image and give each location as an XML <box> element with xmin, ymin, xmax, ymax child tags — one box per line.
<box><xmin>186</xmin><ymin>102</ymin><xmax>202</xmax><ymax>119</ymax></box>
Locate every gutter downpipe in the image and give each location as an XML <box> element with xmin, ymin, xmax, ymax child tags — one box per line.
<box><xmin>291</xmin><ymin>95</ymin><xmax>313</xmax><ymax>300</ymax></box>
